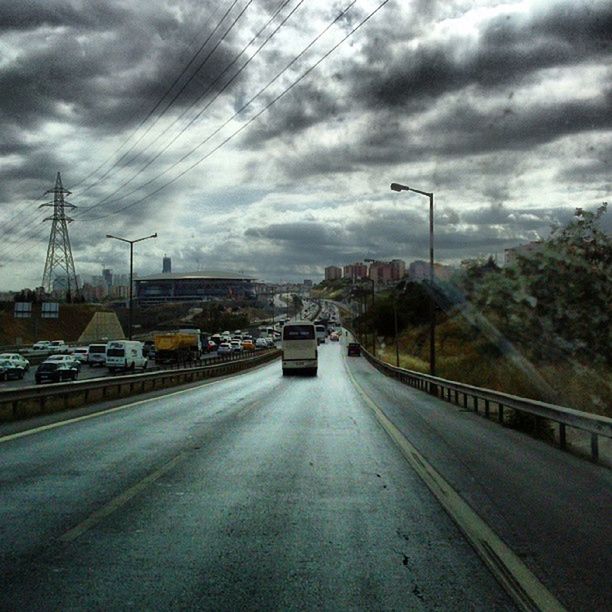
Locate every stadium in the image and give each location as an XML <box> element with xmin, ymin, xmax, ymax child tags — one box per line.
<box><xmin>135</xmin><ymin>271</ymin><xmax>257</xmax><ymax>304</ymax></box>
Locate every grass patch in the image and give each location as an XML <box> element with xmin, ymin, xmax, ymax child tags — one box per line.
<box><xmin>374</xmin><ymin>314</ymin><xmax>611</xmax><ymax>418</ymax></box>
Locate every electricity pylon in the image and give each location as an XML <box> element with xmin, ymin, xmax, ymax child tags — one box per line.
<box><xmin>40</xmin><ymin>172</ymin><xmax>80</xmax><ymax>300</ymax></box>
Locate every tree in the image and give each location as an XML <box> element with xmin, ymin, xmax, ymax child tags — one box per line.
<box><xmin>469</xmin><ymin>203</ymin><xmax>611</xmax><ymax>365</ymax></box>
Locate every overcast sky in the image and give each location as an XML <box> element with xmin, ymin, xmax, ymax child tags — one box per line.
<box><xmin>0</xmin><ymin>0</ymin><xmax>609</xmax><ymax>289</ymax></box>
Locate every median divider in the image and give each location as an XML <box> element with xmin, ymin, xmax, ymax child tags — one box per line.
<box><xmin>357</xmin><ymin>345</ymin><xmax>611</xmax><ymax>464</ymax></box>
<box><xmin>0</xmin><ymin>348</ymin><xmax>281</xmax><ymax>422</ymax></box>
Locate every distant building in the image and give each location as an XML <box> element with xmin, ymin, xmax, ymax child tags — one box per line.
<box><xmin>408</xmin><ymin>260</ymin><xmax>455</xmax><ymax>282</ymax></box>
<box><xmin>390</xmin><ymin>259</ymin><xmax>406</xmax><ymax>281</ymax></box>
<box><xmin>162</xmin><ymin>255</ymin><xmax>172</xmax><ymax>274</ymax></box>
<box><xmin>324</xmin><ymin>266</ymin><xmax>342</xmax><ymax>281</ymax></box>
<box><xmin>343</xmin><ymin>262</ymin><xmax>368</xmax><ymax>280</ymax></box>
<box><xmin>303</xmin><ymin>279</ymin><xmax>313</xmax><ymax>287</ymax></box>
<box><xmin>368</xmin><ymin>261</ymin><xmax>394</xmax><ymax>284</ymax></box>
<box><xmin>102</xmin><ymin>268</ymin><xmax>113</xmax><ymax>292</ymax></box>
<box><xmin>81</xmin><ymin>283</ymin><xmax>106</xmax><ymax>302</ymax></box>
<box><xmin>135</xmin><ymin>271</ymin><xmax>257</xmax><ymax>304</ymax></box>
<box><xmin>504</xmin><ymin>242</ymin><xmax>543</xmax><ymax>266</ymax></box>
<box><xmin>110</xmin><ymin>285</ymin><xmax>129</xmax><ymax>299</ymax></box>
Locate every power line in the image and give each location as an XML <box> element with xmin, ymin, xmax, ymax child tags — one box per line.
<box><xmin>0</xmin><ymin>1</ymin><xmax>391</xmax><ymax>261</ymax></box>
<box><xmin>81</xmin><ymin>0</ymin><xmax>359</xmax><ymax>220</ymax></box>
<box><xmin>89</xmin><ymin>0</ymin><xmax>390</xmax><ymax>221</ymax></box>
<box><xmin>0</xmin><ymin>2</ymin><xmax>241</xmax><ymax>243</ymax></box>
<box><xmin>77</xmin><ymin>0</ymin><xmax>301</xmax><ymax>213</ymax></box>
<box><xmin>0</xmin><ymin>1</ymin><xmax>246</xmax><ymax>250</ymax></box>
<box><xmin>72</xmin><ymin>0</ymin><xmax>242</xmax><ymax>195</ymax></box>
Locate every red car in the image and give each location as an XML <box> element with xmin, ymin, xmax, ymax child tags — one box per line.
<box><xmin>347</xmin><ymin>343</ymin><xmax>361</xmax><ymax>356</ymax></box>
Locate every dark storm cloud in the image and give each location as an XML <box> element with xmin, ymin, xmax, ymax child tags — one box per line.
<box><xmin>271</xmin><ymin>88</ymin><xmax>612</xmax><ymax>183</ymax></box>
<box><xmin>0</xmin><ymin>1</ymin><xmax>246</xmax><ymax>133</ymax></box>
<box><xmin>0</xmin><ymin>0</ymin><xmax>129</xmax><ymax>32</ymax></box>
<box><xmin>358</xmin><ymin>2</ymin><xmax>611</xmax><ymax>109</ymax></box>
<box><xmin>244</xmin><ymin>1</ymin><xmax>611</xmax><ymax>159</ymax></box>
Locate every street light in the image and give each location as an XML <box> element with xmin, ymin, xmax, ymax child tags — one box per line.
<box><xmin>106</xmin><ymin>232</ymin><xmax>157</xmax><ymax>340</ymax></box>
<box><xmin>390</xmin><ymin>182</ymin><xmax>436</xmax><ymax>376</ymax></box>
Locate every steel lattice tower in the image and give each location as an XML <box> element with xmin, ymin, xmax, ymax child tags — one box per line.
<box><xmin>40</xmin><ymin>172</ymin><xmax>80</xmax><ymax>299</ymax></box>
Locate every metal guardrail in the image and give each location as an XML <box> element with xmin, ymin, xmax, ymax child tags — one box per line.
<box><xmin>359</xmin><ymin>346</ymin><xmax>612</xmax><ymax>463</ymax></box>
<box><xmin>0</xmin><ymin>349</ymin><xmax>280</xmax><ymax>422</ymax></box>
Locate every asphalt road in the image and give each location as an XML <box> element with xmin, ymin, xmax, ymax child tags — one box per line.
<box><xmin>0</xmin><ymin>338</ymin><xmax>609</xmax><ymax>610</ymax></box>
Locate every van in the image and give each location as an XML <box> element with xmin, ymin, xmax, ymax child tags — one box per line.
<box><xmin>105</xmin><ymin>340</ymin><xmax>148</xmax><ymax>372</ymax></box>
<box><xmin>87</xmin><ymin>343</ymin><xmax>107</xmax><ymax>367</ymax></box>
<box><xmin>315</xmin><ymin>325</ymin><xmax>326</xmax><ymax>345</ymax></box>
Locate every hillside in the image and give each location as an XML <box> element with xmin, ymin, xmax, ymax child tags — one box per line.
<box><xmin>0</xmin><ymin>303</ymin><xmax>118</xmax><ymax>345</ymax></box>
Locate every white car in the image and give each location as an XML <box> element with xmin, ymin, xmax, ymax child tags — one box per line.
<box><xmin>44</xmin><ymin>354</ymin><xmax>81</xmax><ymax>371</ymax></box>
<box><xmin>49</xmin><ymin>340</ymin><xmax>68</xmax><ymax>354</ymax></box>
<box><xmin>32</xmin><ymin>341</ymin><xmax>52</xmax><ymax>351</ymax></box>
<box><xmin>0</xmin><ymin>353</ymin><xmax>30</xmax><ymax>371</ymax></box>
<box><xmin>255</xmin><ymin>338</ymin><xmax>268</xmax><ymax>349</ymax></box>
<box><xmin>217</xmin><ymin>342</ymin><xmax>232</xmax><ymax>355</ymax></box>
<box><xmin>71</xmin><ymin>347</ymin><xmax>89</xmax><ymax>362</ymax></box>
<box><xmin>230</xmin><ymin>340</ymin><xmax>242</xmax><ymax>353</ymax></box>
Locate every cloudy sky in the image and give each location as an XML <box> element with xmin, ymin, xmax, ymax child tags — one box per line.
<box><xmin>0</xmin><ymin>0</ymin><xmax>609</xmax><ymax>289</ymax></box>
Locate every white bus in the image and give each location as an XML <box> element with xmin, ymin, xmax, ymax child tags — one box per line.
<box><xmin>282</xmin><ymin>321</ymin><xmax>317</xmax><ymax>376</ymax></box>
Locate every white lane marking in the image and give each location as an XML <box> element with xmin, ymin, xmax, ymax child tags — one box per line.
<box><xmin>59</xmin><ymin>452</ymin><xmax>187</xmax><ymax>542</ymax></box>
<box><xmin>59</xmin><ymin>394</ymin><xmax>266</xmax><ymax>542</ymax></box>
<box><xmin>0</xmin><ymin>359</ymin><xmax>277</xmax><ymax>444</ymax></box>
<box><xmin>344</xmin><ymin>359</ymin><xmax>566</xmax><ymax>612</ymax></box>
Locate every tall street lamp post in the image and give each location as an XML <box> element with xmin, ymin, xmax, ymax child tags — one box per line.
<box><xmin>390</xmin><ymin>182</ymin><xmax>436</xmax><ymax>377</ymax></box>
<box><xmin>106</xmin><ymin>232</ymin><xmax>157</xmax><ymax>340</ymax></box>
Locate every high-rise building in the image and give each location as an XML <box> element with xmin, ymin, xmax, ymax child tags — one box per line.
<box><xmin>343</xmin><ymin>262</ymin><xmax>368</xmax><ymax>280</ymax></box>
<box><xmin>162</xmin><ymin>255</ymin><xmax>172</xmax><ymax>273</ymax></box>
<box><xmin>102</xmin><ymin>268</ymin><xmax>113</xmax><ymax>291</ymax></box>
<box><xmin>390</xmin><ymin>259</ymin><xmax>406</xmax><ymax>280</ymax></box>
<box><xmin>324</xmin><ymin>266</ymin><xmax>342</xmax><ymax>281</ymax></box>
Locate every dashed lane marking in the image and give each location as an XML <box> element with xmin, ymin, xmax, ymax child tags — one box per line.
<box><xmin>344</xmin><ymin>359</ymin><xmax>566</xmax><ymax>612</ymax></box>
<box><xmin>59</xmin><ymin>394</ymin><xmax>266</xmax><ymax>542</ymax></box>
<box><xmin>59</xmin><ymin>452</ymin><xmax>187</xmax><ymax>542</ymax></box>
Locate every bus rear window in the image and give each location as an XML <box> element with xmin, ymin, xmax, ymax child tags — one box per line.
<box><xmin>283</xmin><ymin>326</ymin><xmax>315</xmax><ymax>340</ymax></box>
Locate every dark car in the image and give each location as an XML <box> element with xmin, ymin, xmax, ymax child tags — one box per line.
<box><xmin>0</xmin><ymin>359</ymin><xmax>25</xmax><ymax>380</ymax></box>
<box><xmin>35</xmin><ymin>362</ymin><xmax>78</xmax><ymax>384</ymax></box>
<box><xmin>347</xmin><ymin>343</ymin><xmax>361</xmax><ymax>357</ymax></box>
<box><xmin>142</xmin><ymin>340</ymin><xmax>155</xmax><ymax>358</ymax></box>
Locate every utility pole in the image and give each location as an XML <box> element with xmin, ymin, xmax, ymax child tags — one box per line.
<box><xmin>41</xmin><ymin>172</ymin><xmax>80</xmax><ymax>300</ymax></box>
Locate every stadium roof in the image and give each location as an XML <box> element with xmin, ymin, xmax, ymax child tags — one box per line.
<box><xmin>137</xmin><ymin>271</ymin><xmax>257</xmax><ymax>282</ymax></box>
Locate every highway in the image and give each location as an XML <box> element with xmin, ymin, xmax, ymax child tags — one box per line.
<box><xmin>0</xmin><ymin>352</ymin><xmax>225</xmax><ymax>390</ymax></box>
<box><xmin>1</xmin><ymin>337</ymin><xmax>610</xmax><ymax>610</ymax></box>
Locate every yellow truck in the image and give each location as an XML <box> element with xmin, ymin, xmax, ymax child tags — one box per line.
<box><xmin>154</xmin><ymin>332</ymin><xmax>201</xmax><ymax>364</ymax></box>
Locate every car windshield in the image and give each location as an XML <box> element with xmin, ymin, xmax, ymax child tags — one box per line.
<box><xmin>0</xmin><ymin>3</ymin><xmax>608</xmax><ymax>610</ymax></box>
<box><xmin>283</xmin><ymin>326</ymin><xmax>315</xmax><ymax>340</ymax></box>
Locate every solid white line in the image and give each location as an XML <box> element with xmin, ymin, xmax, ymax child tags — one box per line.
<box><xmin>344</xmin><ymin>359</ymin><xmax>566</xmax><ymax>612</ymax></box>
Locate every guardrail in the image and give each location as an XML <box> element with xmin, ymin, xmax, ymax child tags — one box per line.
<box><xmin>359</xmin><ymin>346</ymin><xmax>612</xmax><ymax>464</ymax></box>
<box><xmin>0</xmin><ymin>348</ymin><xmax>280</xmax><ymax>423</ymax></box>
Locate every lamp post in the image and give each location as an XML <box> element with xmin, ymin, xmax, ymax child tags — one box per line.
<box><xmin>390</xmin><ymin>182</ymin><xmax>436</xmax><ymax>377</ymax></box>
<box><xmin>106</xmin><ymin>232</ymin><xmax>157</xmax><ymax>340</ymax></box>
